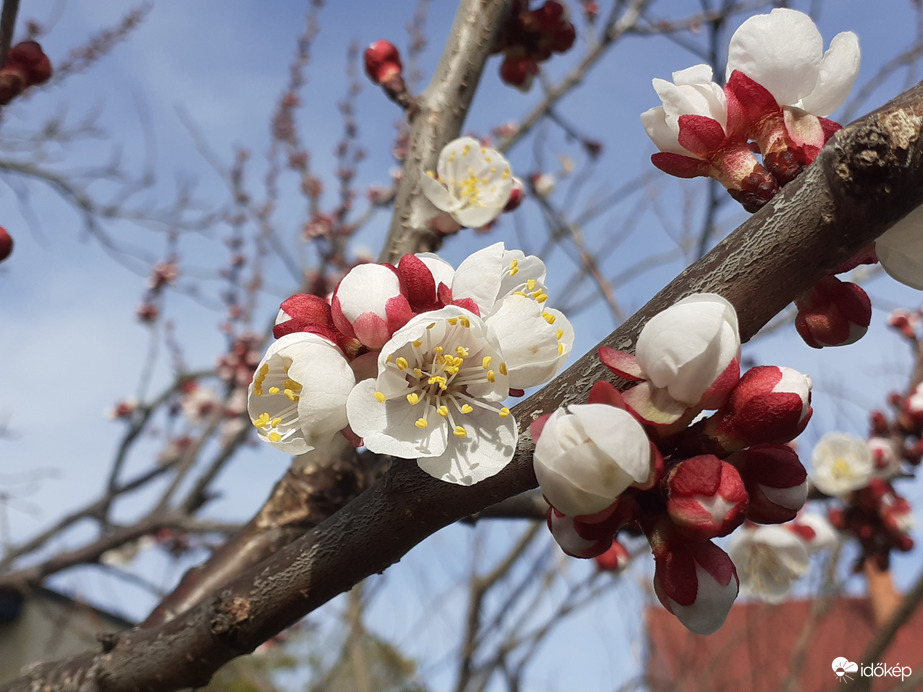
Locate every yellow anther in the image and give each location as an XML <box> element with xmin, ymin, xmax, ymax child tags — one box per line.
<box><xmin>499</xmin><ymin>407</ymin><xmax>510</xmax><ymax>418</ymax></box>
<box><xmin>556</xmin><ymin>329</ymin><xmax>564</xmax><ymax>340</ymax></box>
<box><xmin>487</xmin><ymin>370</ymin><xmax>496</xmax><ymax>383</ymax></box>
<box><xmin>558</xmin><ymin>342</ymin><xmax>564</xmax><ymax>355</ymax></box>
<box><xmin>461</xmin><ymin>404</ymin><xmax>473</xmax><ymax>414</ymax></box>
<box><xmin>283</xmin><ymin>378</ymin><xmax>302</xmax><ymax>392</ymax></box>
<box><xmin>481</xmin><ymin>177</ymin><xmax>489</xmax><ymax>185</ymax></box>
<box><xmin>268</xmin><ymin>386</ymin><xmax>280</xmax><ymax>395</ymax></box>
<box><xmin>502</xmin><ymin>168</ymin><xmax>511</xmax><ymax>180</ymax></box>
<box><xmin>253</xmin><ymin>412</ymin><xmax>271</xmax><ymax>428</ymax></box>
<box><xmin>386</xmin><ymin>354</ymin><xmax>393</xmax><ymax>363</ymax></box>
<box><xmin>542</xmin><ymin>312</ymin><xmax>556</xmax><ymax>325</ymax></box>
<box><xmin>482</xmin><ymin>356</ymin><xmax>492</xmax><ymax>369</ymax></box>
<box><xmin>271</xmin><ymin>417</ymin><xmax>282</xmax><ymax>428</ymax></box>
<box><xmin>454</xmin><ymin>426</ymin><xmax>467</xmax><ymax>437</ymax></box>
<box><xmin>407</xmin><ymin>393</ymin><xmax>420</xmax><ymax>405</ymax></box>
<box><xmin>437</xmin><ymin>405</ymin><xmax>449</xmax><ymax>417</ymax></box>
<box><xmin>396</xmin><ymin>357</ymin><xmax>409</xmax><ymax>370</ymax></box>
<box><xmin>499</xmin><ymin>362</ymin><xmax>508</xmax><ymax>375</ymax></box>
<box><xmin>429</xmin><ymin>375</ymin><xmax>447</xmax><ymax>387</ymax></box>
<box><xmin>536</xmin><ymin>293</ymin><xmax>548</xmax><ymax>303</ymax></box>
<box><xmin>374</xmin><ymin>391</ymin><xmax>387</xmax><ymax>403</ymax></box>
<box><xmin>459</xmin><ymin>315</ymin><xmax>470</xmax><ymax>328</ymax></box>
<box><xmin>426</xmin><ymin>169</ymin><xmax>436</xmax><ymax>177</ymax></box>
<box><xmin>269</xmin><ymin>432</ymin><xmax>282</xmax><ymax>442</ymax></box>
<box><xmin>530</xmin><ymin>289</ymin><xmax>543</xmax><ymax>299</ymax></box>
<box><xmin>456</xmin><ymin>346</ymin><xmax>469</xmax><ymax>357</ymax></box>
<box><xmin>415</xmin><ymin>418</ymin><xmax>428</xmax><ymax>429</ymax></box>
<box><xmin>283</xmin><ymin>389</ymin><xmax>299</xmax><ymax>402</ymax></box>
<box><xmin>433</xmin><ymin>346</ymin><xmax>443</xmax><ymax>354</ymax></box>
<box><xmin>414</xmin><ymin>368</ymin><xmax>423</xmax><ymax>377</ymax></box>
<box><xmin>435</xmin><ymin>354</ymin><xmax>446</xmax><ymax>365</ymax></box>
<box><xmin>448</xmin><ymin>317</ymin><xmax>458</xmax><ymax>325</ymax></box>
<box><xmin>513</xmin><ymin>291</ymin><xmax>527</xmax><ymax>297</ymax></box>
<box><xmin>527</xmin><ymin>279</ymin><xmax>537</xmax><ymax>291</ymax></box>
<box><xmin>426</xmin><ymin>322</ymin><xmax>436</xmax><ymax>329</ymax></box>
<box><xmin>412</xmin><ymin>340</ymin><xmax>422</xmax><ymax>348</ymax></box>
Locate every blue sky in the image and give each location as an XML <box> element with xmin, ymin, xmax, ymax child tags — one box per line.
<box><xmin>2</xmin><ymin>1</ymin><xmax>923</xmax><ymax>690</ymax></box>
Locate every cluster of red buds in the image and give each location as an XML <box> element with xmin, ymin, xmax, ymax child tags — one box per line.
<box><xmin>829</xmin><ymin>478</ymin><xmax>914</xmax><ymax>571</ymax></box>
<box><xmin>536</xmin><ymin>355</ymin><xmax>814</xmax><ymax>634</ymax></box>
<box><xmin>0</xmin><ymin>41</ymin><xmax>51</xmax><ymax>105</ymax></box>
<box><xmin>136</xmin><ymin>259</ymin><xmax>179</xmax><ymax>324</ymax></box>
<box><xmin>491</xmin><ymin>1</ymin><xmax>576</xmax><ymax>91</ymax></box>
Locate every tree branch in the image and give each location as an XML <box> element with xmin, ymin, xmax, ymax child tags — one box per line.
<box><xmin>7</xmin><ymin>79</ymin><xmax>923</xmax><ymax>692</ymax></box>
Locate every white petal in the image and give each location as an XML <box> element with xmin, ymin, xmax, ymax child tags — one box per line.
<box><xmin>419</xmin><ymin>171</ymin><xmax>462</xmax><ymax>213</ymax></box>
<box><xmin>415</xmin><ymin>252</ymin><xmax>456</xmax><ymax>288</ymax></box>
<box><xmin>436</xmin><ymin>136</ymin><xmax>482</xmax><ymax>181</ymax></box>
<box><xmin>346</xmin><ymin>379</ymin><xmax>449</xmax><ymax>458</ymax></box>
<box><xmin>486</xmin><ymin>297</ymin><xmax>572</xmax><ymax>389</ymax></box>
<box><xmin>810</xmin><ymin>432</ymin><xmax>874</xmax><ymax>496</ymax></box>
<box><xmin>726</xmin><ymin>8</ymin><xmax>824</xmax><ymax>107</ymax></box>
<box><xmin>653</xmin><ymin>68</ymin><xmax>727</xmax><ymax>130</ymax></box>
<box><xmin>569</xmin><ymin>404</ymin><xmax>651</xmax><ymax>484</ymax></box>
<box><xmin>452</xmin><ymin>202</ymin><xmax>506</xmax><ymax>229</ymax></box>
<box><xmin>877</xmin><ymin>205</ymin><xmax>923</xmax><ymax>290</ymax></box>
<box><xmin>799</xmin><ymin>32</ymin><xmax>860</xmax><ymax>116</ymax></box>
<box><xmin>417</xmin><ymin>405</ymin><xmax>518</xmax><ymax>485</ymax></box>
<box><xmin>451</xmin><ymin>243</ymin><xmax>547</xmax><ymax>317</ymax></box>
<box><xmin>641</xmin><ymin>106</ymin><xmax>687</xmax><ymax>156</ymax></box>
<box><xmin>668</xmin><ymin>562</ymin><xmax>738</xmax><ymax>635</ymax></box>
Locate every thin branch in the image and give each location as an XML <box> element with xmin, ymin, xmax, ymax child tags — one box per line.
<box><xmin>0</xmin><ymin>0</ymin><xmax>19</xmax><ymax>71</ymax></box>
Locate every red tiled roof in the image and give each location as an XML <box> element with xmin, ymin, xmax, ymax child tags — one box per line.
<box><xmin>646</xmin><ymin>597</ymin><xmax>923</xmax><ymax>691</ymax></box>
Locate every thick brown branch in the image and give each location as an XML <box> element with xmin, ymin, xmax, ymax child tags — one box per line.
<box><xmin>7</xmin><ymin>82</ymin><xmax>923</xmax><ymax>692</ymax></box>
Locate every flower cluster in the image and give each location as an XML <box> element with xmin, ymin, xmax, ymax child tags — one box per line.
<box><xmin>491</xmin><ymin>0</ymin><xmax>576</xmax><ymax>91</ymax></box>
<box><xmin>642</xmin><ymin>8</ymin><xmax>859</xmax><ymax>211</ymax></box>
<box><xmin>249</xmin><ymin>243</ymin><xmax>574</xmax><ymax>485</ymax></box>
<box><xmin>533</xmin><ymin>294</ymin><xmax>817</xmax><ymax>634</ymax></box>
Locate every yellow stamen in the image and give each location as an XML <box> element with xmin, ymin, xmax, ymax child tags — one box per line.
<box><xmin>499</xmin><ymin>362</ymin><xmax>508</xmax><ymax>376</ymax></box>
<box><xmin>269</xmin><ymin>432</ymin><xmax>282</xmax><ymax>442</ymax></box>
<box><xmin>454</xmin><ymin>426</ymin><xmax>467</xmax><ymax>437</ymax></box>
<box><xmin>437</xmin><ymin>405</ymin><xmax>449</xmax><ymax>417</ymax></box>
<box><xmin>542</xmin><ymin>312</ymin><xmax>556</xmax><ymax>325</ymax></box>
<box><xmin>415</xmin><ymin>418</ymin><xmax>428</xmax><ymax>429</ymax></box>
<box><xmin>253</xmin><ymin>412</ymin><xmax>271</xmax><ymax>428</ymax></box>
<box><xmin>268</xmin><ymin>386</ymin><xmax>280</xmax><ymax>395</ymax></box>
<box><xmin>499</xmin><ymin>407</ymin><xmax>510</xmax><ymax>418</ymax></box>
<box><xmin>395</xmin><ymin>357</ymin><xmax>409</xmax><ymax>370</ymax></box>
<box><xmin>487</xmin><ymin>370</ymin><xmax>496</xmax><ymax>383</ymax></box>
<box><xmin>482</xmin><ymin>356</ymin><xmax>492</xmax><ymax>369</ymax></box>
<box><xmin>374</xmin><ymin>391</ymin><xmax>387</xmax><ymax>403</ymax></box>
<box><xmin>407</xmin><ymin>393</ymin><xmax>420</xmax><ymax>405</ymax></box>
<box><xmin>461</xmin><ymin>404</ymin><xmax>473</xmax><ymax>414</ymax></box>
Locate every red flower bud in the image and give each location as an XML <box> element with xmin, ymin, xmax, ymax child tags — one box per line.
<box><xmin>363</xmin><ymin>40</ymin><xmax>402</xmax><ymax>85</ymax></box>
<box><xmin>665</xmin><ymin>455</ymin><xmax>748</xmax><ymax>539</ymax></box>
<box><xmin>546</xmin><ymin>507</ymin><xmax>612</xmax><ymax>558</ymax></box>
<box><xmin>728</xmin><ymin>444</ymin><xmax>808</xmax><ymax>524</ymax></box>
<box><xmin>499</xmin><ymin>54</ymin><xmax>539</xmax><ymax>91</ymax></box>
<box><xmin>794</xmin><ymin>276</ymin><xmax>871</xmax><ymax>348</ymax></box>
<box><xmin>594</xmin><ymin>539</ymin><xmax>630</xmax><ymax>571</ymax></box>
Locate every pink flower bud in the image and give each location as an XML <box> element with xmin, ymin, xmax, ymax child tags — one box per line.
<box><xmin>794</xmin><ymin>276</ymin><xmax>871</xmax><ymax>348</ymax></box>
<box><xmin>665</xmin><ymin>455</ymin><xmax>748</xmax><ymax>538</ymax></box>
<box><xmin>546</xmin><ymin>507</ymin><xmax>612</xmax><ymax>558</ymax></box>
<box><xmin>0</xmin><ymin>226</ymin><xmax>12</xmax><ymax>262</ymax></box>
<box><xmin>363</xmin><ymin>40</ymin><xmax>403</xmax><ymax>85</ymax></box>
<box><xmin>648</xmin><ymin>522</ymin><xmax>738</xmax><ymax>635</ymax></box>
<box><xmin>708</xmin><ymin>365</ymin><xmax>813</xmax><ymax>451</ymax></box>
<box><xmin>728</xmin><ymin>444</ymin><xmax>808</xmax><ymax>524</ymax></box>
<box><xmin>594</xmin><ymin>539</ymin><xmax>630</xmax><ymax>571</ymax></box>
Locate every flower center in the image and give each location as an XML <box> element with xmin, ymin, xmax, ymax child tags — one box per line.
<box><xmin>376</xmin><ymin>315</ymin><xmax>510</xmax><ymax>437</ymax></box>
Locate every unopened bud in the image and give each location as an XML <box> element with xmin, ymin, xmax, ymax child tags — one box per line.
<box><xmin>665</xmin><ymin>455</ymin><xmax>748</xmax><ymax>539</ymax></box>
<box><xmin>0</xmin><ymin>226</ymin><xmax>12</xmax><ymax>262</ymax></box>
<box><xmin>364</xmin><ymin>40</ymin><xmax>402</xmax><ymax>84</ymax></box>
<box><xmin>729</xmin><ymin>444</ymin><xmax>807</xmax><ymax>524</ymax></box>
<box><xmin>795</xmin><ymin>276</ymin><xmax>871</xmax><ymax>348</ymax></box>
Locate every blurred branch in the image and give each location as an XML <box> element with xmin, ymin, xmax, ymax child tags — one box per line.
<box><xmin>0</xmin><ymin>0</ymin><xmax>19</xmax><ymax>71</ymax></box>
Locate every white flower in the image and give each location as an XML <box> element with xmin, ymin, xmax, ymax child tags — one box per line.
<box><xmin>533</xmin><ymin>405</ymin><xmax>652</xmax><ymax>516</ymax></box>
<box><xmin>451</xmin><ymin>243</ymin><xmax>573</xmax><ymax>389</ymax></box>
<box><xmin>635</xmin><ymin>293</ymin><xmax>740</xmax><ymax>406</ymax></box>
<box><xmin>346</xmin><ymin>306</ymin><xmax>518</xmax><ymax>485</ymax></box>
<box><xmin>641</xmin><ymin>64</ymin><xmax>728</xmax><ymax>157</ymax></box>
<box><xmin>418</xmin><ymin>137</ymin><xmax>515</xmax><ymax>228</ymax></box>
<box><xmin>809</xmin><ymin>432</ymin><xmax>874</xmax><ymax>497</ymax></box>
<box><xmin>726</xmin><ymin>8</ymin><xmax>860</xmax><ymax>117</ymax></box>
<box><xmin>248</xmin><ymin>333</ymin><xmax>356</xmax><ymax>455</ymax></box>
<box><xmin>181</xmin><ymin>385</ymin><xmax>220</xmax><ymax>426</ymax></box>
<box><xmin>729</xmin><ymin>524</ymin><xmax>810</xmax><ymax>604</ymax></box>
<box><xmin>876</xmin><ymin>205</ymin><xmax>923</xmax><ymax>291</ymax></box>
